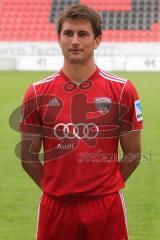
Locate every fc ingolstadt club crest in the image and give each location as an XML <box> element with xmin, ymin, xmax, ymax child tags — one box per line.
<box><xmin>95</xmin><ymin>97</ymin><xmax>111</xmax><ymax>114</ymax></box>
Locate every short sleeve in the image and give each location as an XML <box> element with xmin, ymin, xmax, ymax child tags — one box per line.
<box><xmin>119</xmin><ymin>80</ymin><xmax>143</xmax><ymax>134</ymax></box>
<box><xmin>19</xmin><ymin>84</ymin><xmax>42</xmax><ymax>135</ymax></box>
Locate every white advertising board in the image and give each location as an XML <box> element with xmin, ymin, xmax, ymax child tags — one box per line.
<box><xmin>0</xmin><ymin>42</ymin><xmax>160</xmax><ymax>71</ymax></box>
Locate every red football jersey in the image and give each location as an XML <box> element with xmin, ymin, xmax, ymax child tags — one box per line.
<box><xmin>20</xmin><ymin>67</ymin><xmax>143</xmax><ymax>197</ymax></box>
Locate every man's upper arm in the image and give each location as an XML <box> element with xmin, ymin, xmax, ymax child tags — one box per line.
<box><xmin>20</xmin><ymin>133</ymin><xmax>43</xmax><ymax>163</ymax></box>
<box><xmin>120</xmin><ymin>130</ymin><xmax>141</xmax><ymax>159</ymax></box>
<box><xmin>119</xmin><ymin>80</ymin><xmax>143</xmax><ymax>135</ymax></box>
<box><xmin>19</xmin><ymin>84</ymin><xmax>43</xmax><ymax>163</ymax></box>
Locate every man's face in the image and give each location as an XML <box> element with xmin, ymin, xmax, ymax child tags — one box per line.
<box><xmin>58</xmin><ymin>19</ymin><xmax>101</xmax><ymax>64</ymax></box>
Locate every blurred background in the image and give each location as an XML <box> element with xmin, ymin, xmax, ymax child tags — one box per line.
<box><xmin>0</xmin><ymin>0</ymin><xmax>160</xmax><ymax>239</ymax></box>
<box><xmin>0</xmin><ymin>0</ymin><xmax>160</xmax><ymax>71</ymax></box>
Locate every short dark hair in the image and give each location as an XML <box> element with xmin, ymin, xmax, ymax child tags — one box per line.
<box><xmin>56</xmin><ymin>4</ymin><xmax>102</xmax><ymax>38</ymax></box>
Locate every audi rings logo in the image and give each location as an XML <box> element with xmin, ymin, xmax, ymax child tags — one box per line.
<box><xmin>53</xmin><ymin>123</ymin><xmax>99</xmax><ymax>139</ymax></box>
<box><xmin>64</xmin><ymin>80</ymin><xmax>92</xmax><ymax>92</ymax></box>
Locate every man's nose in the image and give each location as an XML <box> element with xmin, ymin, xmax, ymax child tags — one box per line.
<box><xmin>72</xmin><ymin>33</ymin><xmax>80</xmax><ymax>45</ymax></box>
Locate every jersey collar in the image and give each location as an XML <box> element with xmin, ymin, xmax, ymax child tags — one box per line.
<box><xmin>59</xmin><ymin>65</ymin><xmax>100</xmax><ymax>86</ymax></box>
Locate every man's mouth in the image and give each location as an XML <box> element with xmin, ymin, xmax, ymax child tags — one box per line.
<box><xmin>69</xmin><ymin>49</ymin><xmax>83</xmax><ymax>52</ymax></box>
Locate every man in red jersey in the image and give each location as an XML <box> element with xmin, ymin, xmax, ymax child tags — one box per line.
<box><xmin>20</xmin><ymin>4</ymin><xmax>143</xmax><ymax>240</ymax></box>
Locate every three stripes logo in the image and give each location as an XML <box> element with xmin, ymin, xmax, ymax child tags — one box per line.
<box><xmin>48</xmin><ymin>97</ymin><xmax>60</xmax><ymax>107</ymax></box>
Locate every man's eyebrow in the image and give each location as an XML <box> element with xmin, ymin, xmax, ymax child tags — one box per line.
<box><xmin>79</xmin><ymin>30</ymin><xmax>89</xmax><ymax>32</ymax></box>
<box><xmin>63</xmin><ymin>29</ymin><xmax>73</xmax><ymax>32</ymax></box>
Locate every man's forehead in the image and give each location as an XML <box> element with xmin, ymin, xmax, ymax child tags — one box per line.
<box><xmin>61</xmin><ymin>19</ymin><xmax>93</xmax><ymax>31</ymax></box>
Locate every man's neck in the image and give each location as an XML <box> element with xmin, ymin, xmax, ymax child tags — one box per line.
<box><xmin>62</xmin><ymin>60</ymin><xmax>97</xmax><ymax>84</ymax></box>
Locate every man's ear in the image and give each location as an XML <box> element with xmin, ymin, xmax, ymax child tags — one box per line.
<box><xmin>94</xmin><ymin>34</ymin><xmax>102</xmax><ymax>49</ymax></box>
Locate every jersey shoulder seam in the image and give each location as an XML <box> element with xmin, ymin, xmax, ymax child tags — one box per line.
<box><xmin>99</xmin><ymin>69</ymin><xmax>128</xmax><ymax>84</ymax></box>
<box><xmin>33</xmin><ymin>73</ymin><xmax>60</xmax><ymax>86</ymax></box>
<box><xmin>32</xmin><ymin>84</ymin><xmax>39</xmax><ymax>111</ymax></box>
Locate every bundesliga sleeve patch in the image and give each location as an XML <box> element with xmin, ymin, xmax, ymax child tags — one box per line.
<box><xmin>134</xmin><ymin>100</ymin><xmax>143</xmax><ymax>122</ymax></box>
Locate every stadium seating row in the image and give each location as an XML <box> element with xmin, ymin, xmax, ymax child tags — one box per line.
<box><xmin>81</xmin><ymin>0</ymin><xmax>132</xmax><ymax>11</ymax></box>
<box><xmin>0</xmin><ymin>0</ymin><xmax>160</xmax><ymax>42</ymax></box>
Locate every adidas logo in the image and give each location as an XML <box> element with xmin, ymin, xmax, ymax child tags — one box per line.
<box><xmin>48</xmin><ymin>97</ymin><xmax>60</xmax><ymax>107</ymax></box>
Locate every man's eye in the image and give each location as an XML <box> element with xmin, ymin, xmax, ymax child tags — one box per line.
<box><xmin>79</xmin><ymin>32</ymin><xmax>89</xmax><ymax>37</ymax></box>
<box><xmin>64</xmin><ymin>31</ymin><xmax>73</xmax><ymax>36</ymax></box>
